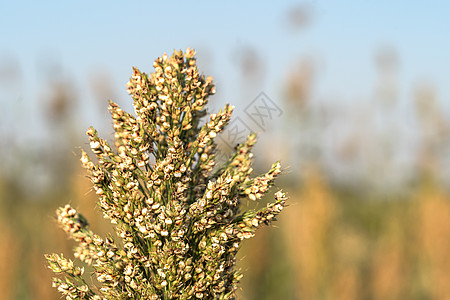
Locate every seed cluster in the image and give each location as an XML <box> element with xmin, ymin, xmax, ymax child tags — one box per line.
<box><xmin>47</xmin><ymin>48</ymin><xmax>287</xmax><ymax>299</ymax></box>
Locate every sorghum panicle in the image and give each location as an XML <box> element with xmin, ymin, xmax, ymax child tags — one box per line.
<box><xmin>46</xmin><ymin>48</ymin><xmax>287</xmax><ymax>299</ymax></box>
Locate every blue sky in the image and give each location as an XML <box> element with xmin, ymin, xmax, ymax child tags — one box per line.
<box><xmin>1</xmin><ymin>0</ymin><xmax>450</xmax><ymax>151</ymax></box>
<box><xmin>2</xmin><ymin>1</ymin><xmax>449</xmax><ymax>98</ymax></box>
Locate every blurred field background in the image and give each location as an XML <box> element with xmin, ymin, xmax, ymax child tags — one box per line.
<box><xmin>2</xmin><ymin>1</ymin><xmax>450</xmax><ymax>299</ymax></box>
